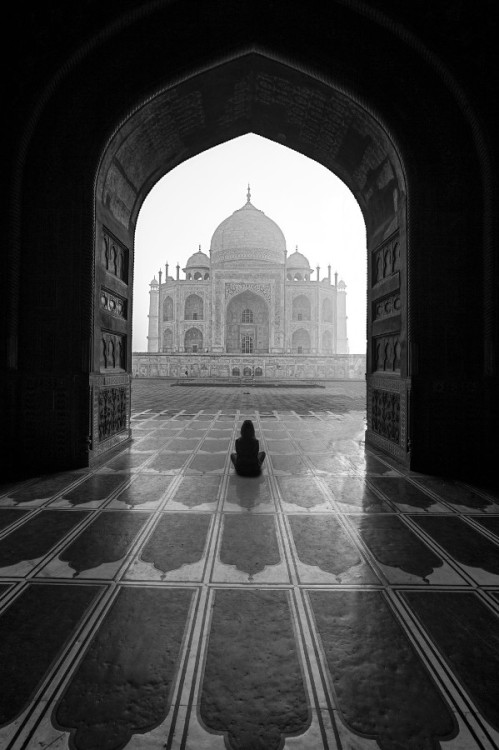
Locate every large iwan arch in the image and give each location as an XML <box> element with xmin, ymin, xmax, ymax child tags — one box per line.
<box><xmin>4</xmin><ymin>2</ymin><xmax>496</xmax><ymax>485</ymax></box>
<box><xmin>225</xmin><ymin>290</ymin><xmax>270</xmax><ymax>354</ymax></box>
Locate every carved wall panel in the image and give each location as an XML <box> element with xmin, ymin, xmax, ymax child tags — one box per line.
<box><xmin>100</xmin><ymin>287</ymin><xmax>127</xmax><ymax>319</ymax></box>
<box><xmin>373</xmin><ymin>335</ymin><xmax>401</xmax><ymax>372</ymax></box>
<box><xmin>371</xmin><ymin>389</ymin><xmax>400</xmax><ymax>444</ymax></box>
<box><xmin>101</xmin><ymin>228</ymin><xmax>129</xmax><ymax>283</ymax></box>
<box><xmin>372</xmin><ymin>231</ymin><xmax>400</xmax><ymax>285</ymax></box>
<box><xmin>98</xmin><ymin>386</ymin><xmax>127</xmax><ymax>442</ymax></box>
<box><xmin>100</xmin><ymin>330</ymin><xmax>126</xmax><ymax>371</ymax></box>
<box><xmin>373</xmin><ymin>292</ymin><xmax>401</xmax><ymax>321</ymax></box>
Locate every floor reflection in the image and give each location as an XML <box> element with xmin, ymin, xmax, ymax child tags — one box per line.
<box><xmin>0</xmin><ymin>382</ymin><xmax>497</xmax><ymax>750</ymax></box>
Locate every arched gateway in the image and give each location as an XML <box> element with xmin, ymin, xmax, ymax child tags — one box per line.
<box><xmin>94</xmin><ymin>52</ymin><xmax>411</xmax><ymax>466</ymax></box>
<box><xmin>4</xmin><ymin>3</ymin><xmax>496</xmax><ymax>484</ymax></box>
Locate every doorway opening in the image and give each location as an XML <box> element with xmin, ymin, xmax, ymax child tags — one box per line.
<box><xmin>92</xmin><ymin>53</ymin><xmax>408</xmax><ymax>468</ymax></box>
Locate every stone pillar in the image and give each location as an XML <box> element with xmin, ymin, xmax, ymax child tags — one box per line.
<box><xmin>147</xmin><ymin>278</ymin><xmax>159</xmax><ymax>352</ymax></box>
<box><xmin>336</xmin><ymin>280</ymin><xmax>349</xmax><ymax>354</ymax></box>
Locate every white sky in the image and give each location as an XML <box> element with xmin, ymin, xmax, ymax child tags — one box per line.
<box><xmin>133</xmin><ymin>134</ymin><xmax>367</xmax><ymax>352</ymax></box>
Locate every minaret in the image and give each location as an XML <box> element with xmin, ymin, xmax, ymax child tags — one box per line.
<box><xmin>147</xmin><ymin>276</ymin><xmax>159</xmax><ymax>352</ymax></box>
<box><xmin>336</xmin><ymin>279</ymin><xmax>349</xmax><ymax>354</ymax></box>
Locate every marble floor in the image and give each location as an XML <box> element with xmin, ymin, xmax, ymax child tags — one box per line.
<box><xmin>1</xmin><ymin>382</ymin><xmax>498</xmax><ymax>750</ymax></box>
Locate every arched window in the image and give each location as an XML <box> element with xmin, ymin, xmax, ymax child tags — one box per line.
<box><xmin>162</xmin><ymin>328</ymin><xmax>173</xmax><ymax>352</ymax></box>
<box><xmin>243</xmin><ymin>366</ymin><xmax>252</xmax><ymax>376</ymax></box>
<box><xmin>241</xmin><ymin>308</ymin><xmax>253</xmax><ymax>323</ymax></box>
<box><xmin>255</xmin><ymin>367</ymin><xmax>263</xmax><ymax>376</ymax></box>
<box><xmin>184</xmin><ymin>294</ymin><xmax>203</xmax><ymax>320</ymax></box>
<box><xmin>232</xmin><ymin>367</ymin><xmax>240</xmax><ymax>376</ymax></box>
<box><xmin>292</xmin><ymin>295</ymin><xmax>311</xmax><ymax>321</ymax></box>
<box><xmin>184</xmin><ymin>327</ymin><xmax>203</xmax><ymax>352</ymax></box>
<box><xmin>241</xmin><ymin>334</ymin><xmax>253</xmax><ymax>353</ymax></box>
<box><xmin>163</xmin><ymin>296</ymin><xmax>173</xmax><ymax>321</ymax></box>
<box><xmin>292</xmin><ymin>328</ymin><xmax>310</xmax><ymax>354</ymax></box>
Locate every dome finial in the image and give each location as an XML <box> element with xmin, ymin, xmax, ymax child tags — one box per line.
<box><xmin>247</xmin><ymin>183</ymin><xmax>251</xmax><ymax>203</ymax></box>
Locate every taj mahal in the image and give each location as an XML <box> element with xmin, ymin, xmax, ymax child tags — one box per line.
<box><xmin>133</xmin><ymin>188</ymin><xmax>366</xmax><ymax>380</ymax></box>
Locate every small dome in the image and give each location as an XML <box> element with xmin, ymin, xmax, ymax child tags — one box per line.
<box><xmin>286</xmin><ymin>248</ymin><xmax>311</xmax><ymax>270</ymax></box>
<box><xmin>210</xmin><ymin>188</ymin><xmax>286</xmax><ymax>266</ymax></box>
<box><xmin>338</xmin><ymin>280</ymin><xmax>346</xmax><ymax>289</ymax></box>
<box><xmin>150</xmin><ymin>276</ymin><xmax>158</xmax><ymax>287</ymax></box>
<box><xmin>184</xmin><ymin>247</ymin><xmax>210</xmax><ymax>271</ymax></box>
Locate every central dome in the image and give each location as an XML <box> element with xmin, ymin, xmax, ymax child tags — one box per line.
<box><xmin>210</xmin><ymin>189</ymin><xmax>286</xmax><ymax>266</ymax></box>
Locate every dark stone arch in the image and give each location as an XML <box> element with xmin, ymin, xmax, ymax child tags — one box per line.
<box><xmin>4</xmin><ymin>2</ymin><xmax>496</xmax><ymax>484</ymax></box>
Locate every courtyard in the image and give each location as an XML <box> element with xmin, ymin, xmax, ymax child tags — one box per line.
<box><xmin>0</xmin><ymin>382</ymin><xmax>498</xmax><ymax>749</ymax></box>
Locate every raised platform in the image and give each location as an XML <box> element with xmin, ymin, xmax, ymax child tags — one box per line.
<box><xmin>133</xmin><ymin>352</ymin><xmax>366</xmax><ymax>380</ymax></box>
<box><xmin>171</xmin><ymin>378</ymin><xmax>326</xmax><ymax>388</ymax></box>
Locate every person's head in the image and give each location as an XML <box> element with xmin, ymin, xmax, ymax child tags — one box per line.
<box><xmin>240</xmin><ymin>419</ymin><xmax>255</xmax><ymax>439</ymax></box>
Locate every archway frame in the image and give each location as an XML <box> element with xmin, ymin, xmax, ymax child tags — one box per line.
<box><xmin>224</xmin><ymin>289</ymin><xmax>271</xmax><ymax>355</ymax></box>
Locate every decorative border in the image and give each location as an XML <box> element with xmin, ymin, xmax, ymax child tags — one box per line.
<box><xmin>365</xmin><ymin>428</ymin><xmax>410</xmax><ymax>464</ymax></box>
<box><xmin>225</xmin><ymin>282</ymin><xmax>272</xmax><ymax>305</ymax></box>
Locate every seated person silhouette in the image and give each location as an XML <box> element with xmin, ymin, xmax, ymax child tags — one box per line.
<box><xmin>230</xmin><ymin>419</ymin><xmax>266</xmax><ymax>476</ymax></box>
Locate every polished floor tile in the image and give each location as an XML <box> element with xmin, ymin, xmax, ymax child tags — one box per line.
<box><xmin>1</xmin><ymin>381</ymin><xmax>497</xmax><ymax>750</ymax></box>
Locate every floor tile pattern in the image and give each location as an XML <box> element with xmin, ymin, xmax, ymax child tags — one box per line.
<box><xmin>0</xmin><ymin>382</ymin><xmax>498</xmax><ymax>749</ymax></box>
